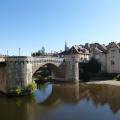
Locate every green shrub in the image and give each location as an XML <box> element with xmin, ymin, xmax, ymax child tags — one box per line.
<box><xmin>114</xmin><ymin>74</ymin><xmax>120</xmax><ymax>81</ymax></box>
<box><xmin>48</xmin><ymin>76</ymin><xmax>52</xmax><ymax>81</ymax></box>
<box><xmin>15</xmin><ymin>86</ymin><xmax>22</xmax><ymax>95</ymax></box>
<box><xmin>27</xmin><ymin>82</ymin><xmax>37</xmax><ymax>93</ymax></box>
<box><xmin>82</xmin><ymin>58</ymin><xmax>101</xmax><ymax>74</ymax></box>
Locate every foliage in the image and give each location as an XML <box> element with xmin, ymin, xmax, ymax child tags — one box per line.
<box><xmin>31</xmin><ymin>46</ymin><xmax>46</xmax><ymax>56</ymax></box>
<box><xmin>27</xmin><ymin>82</ymin><xmax>37</xmax><ymax>93</ymax></box>
<box><xmin>83</xmin><ymin>58</ymin><xmax>101</xmax><ymax>73</ymax></box>
<box><xmin>114</xmin><ymin>74</ymin><xmax>120</xmax><ymax>81</ymax></box>
<box><xmin>41</xmin><ymin>46</ymin><xmax>45</xmax><ymax>55</ymax></box>
<box><xmin>80</xmin><ymin>58</ymin><xmax>101</xmax><ymax>82</ymax></box>
<box><xmin>81</xmin><ymin>73</ymin><xmax>94</xmax><ymax>82</ymax></box>
<box><xmin>98</xmin><ymin>73</ymin><xmax>117</xmax><ymax>80</ymax></box>
<box><xmin>48</xmin><ymin>76</ymin><xmax>53</xmax><ymax>82</ymax></box>
<box><xmin>7</xmin><ymin>82</ymin><xmax>37</xmax><ymax>96</ymax></box>
<box><xmin>15</xmin><ymin>86</ymin><xmax>22</xmax><ymax>95</ymax></box>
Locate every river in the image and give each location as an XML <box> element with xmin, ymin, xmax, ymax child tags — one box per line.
<box><xmin>0</xmin><ymin>83</ymin><xmax>120</xmax><ymax>120</ymax></box>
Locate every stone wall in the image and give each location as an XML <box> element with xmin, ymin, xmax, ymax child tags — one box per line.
<box><xmin>0</xmin><ymin>63</ymin><xmax>7</xmax><ymax>92</ymax></box>
<box><xmin>64</xmin><ymin>55</ymin><xmax>79</xmax><ymax>82</ymax></box>
<box><xmin>4</xmin><ymin>57</ymin><xmax>33</xmax><ymax>90</ymax></box>
<box><xmin>106</xmin><ymin>47</ymin><xmax>120</xmax><ymax>73</ymax></box>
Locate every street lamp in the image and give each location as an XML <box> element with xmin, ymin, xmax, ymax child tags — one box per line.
<box><xmin>19</xmin><ymin>48</ymin><xmax>21</xmax><ymax>56</ymax></box>
<box><xmin>7</xmin><ymin>50</ymin><xmax>8</xmax><ymax>56</ymax></box>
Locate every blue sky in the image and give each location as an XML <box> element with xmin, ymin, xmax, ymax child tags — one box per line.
<box><xmin>0</xmin><ymin>0</ymin><xmax>120</xmax><ymax>56</ymax></box>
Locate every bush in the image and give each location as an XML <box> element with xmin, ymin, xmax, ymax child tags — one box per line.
<box><xmin>114</xmin><ymin>74</ymin><xmax>120</xmax><ymax>81</ymax></box>
<box><xmin>27</xmin><ymin>82</ymin><xmax>37</xmax><ymax>93</ymax></box>
<box><xmin>85</xmin><ymin>58</ymin><xmax>101</xmax><ymax>73</ymax></box>
<box><xmin>82</xmin><ymin>73</ymin><xmax>94</xmax><ymax>82</ymax></box>
<box><xmin>80</xmin><ymin>58</ymin><xmax>101</xmax><ymax>82</ymax></box>
<box><xmin>15</xmin><ymin>86</ymin><xmax>22</xmax><ymax>95</ymax></box>
<box><xmin>48</xmin><ymin>76</ymin><xmax>52</xmax><ymax>81</ymax></box>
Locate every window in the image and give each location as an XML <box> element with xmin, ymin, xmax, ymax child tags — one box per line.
<box><xmin>111</xmin><ymin>50</ymin><xmax>115</xmax><ymax>52</ymax></box>
<box><xmin>111</xmin><ymin>60</ymin><xmax>115</xmax><ymax>65</ymax></box>
<box><xmin>81</xmin><ymin>57</ymin><xmax>83</xmax><ymax>61</ymax></box>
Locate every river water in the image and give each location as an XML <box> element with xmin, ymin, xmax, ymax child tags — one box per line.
<box><xmin>0</xmin><ymin>83</ymin><xmax>120</xmax><ymax>120</ymax></box>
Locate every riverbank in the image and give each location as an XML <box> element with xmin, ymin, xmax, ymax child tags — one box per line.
<box><xmin>86</xmin><ymin>80</ymin><xmax>120</xmax><ymax>86</ymax></box>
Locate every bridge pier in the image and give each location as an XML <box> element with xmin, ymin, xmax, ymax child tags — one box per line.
<box><xmin>64</xmin><ymin>55</ymin><xmax>79</xmax><ymax>82</ymax></box>
<box><xmin>0</xmin><ymin>57</ymin><xmax>33</xmax><ymax>94</ymax></box>
<box><xmin>6</xmin><ymin>58</ymin><xmax>32</xmax><ymax>89</ymax></box>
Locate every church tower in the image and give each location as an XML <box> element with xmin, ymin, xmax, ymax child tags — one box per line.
<box><xmin>65</xmin><ymin>41</ymin><xmax>69</xmax><ymax>51</ymax></box>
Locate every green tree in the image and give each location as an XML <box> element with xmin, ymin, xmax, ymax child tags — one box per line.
<box><xmin>41</xmin><ymin>46</ymin><xmax>45</xmax><ymax>55</ymax></box>
<box><xmin>31</xmin><ymin>46</ymin><xmax>46</xmax><ymax>56</ymax></box>
<box><xmin>80</xmin><ymin>58</ymin><xmax>101</xmax><ymax>82</ymax></box>
<box><xmin>84</xmin><ymin>58</ymin><xmax>101</xmax><ymax>73</ymax></box>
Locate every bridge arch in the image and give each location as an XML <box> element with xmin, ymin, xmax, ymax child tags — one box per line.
<box><xmin>32</xmin><ymin>62</ymin><xmax>63</xmax><ymax>79</ymax></box>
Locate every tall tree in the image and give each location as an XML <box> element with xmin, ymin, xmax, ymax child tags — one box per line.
<box><xmin>41</xmin><ymin>46</ymin><xmax>45</xmax><ymax>55</ymax></box>
<box><xmin>31</xmin><ymin>46</ymin><xmax>46</xmax><ymax>56</ymax></box>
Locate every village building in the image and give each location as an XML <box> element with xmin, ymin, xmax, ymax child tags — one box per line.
<box><xmin>60</xmin><ymin>42</ymin><xmax>120</xmax><ymax>74</ymax></box>
<box><xmin>59</xmin><ymin>45</ymin><xmax>90</xmax><ymax>62</ymax></box>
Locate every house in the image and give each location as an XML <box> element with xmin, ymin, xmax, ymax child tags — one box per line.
<box><xmin>59</xmin><ymin>45</ymin><xmax>90</xmax><ymax>62</ymax></box>
<box><xmin>60</xmin><ymin>42</ymin><xmax>120</xmax><ymax>73</ymax></box>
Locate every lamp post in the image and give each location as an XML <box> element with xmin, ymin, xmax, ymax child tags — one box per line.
<box><xmin>19</xmin><ymin>48</ymin><xmax>21</xmax><ymax>56</ymax></box>
<box><xmin>7</xmin><ymin>50</ymin><xmax>8</xmax><ymax>56</ymax></box>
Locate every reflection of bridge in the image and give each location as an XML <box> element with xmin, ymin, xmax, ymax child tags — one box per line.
<box><xmin>0</xmin><ymin>83</ymin><xmax>120</xmax><ymax>120</ymax></box>
<box><xmin>40</xmin><ymin>83</ymin><xmax>120</xmax><ymax>114</ymax></box>
<box><xmin>0</xmin><ymin>54</ymin><xmax>85</xmax><ymax>93</ymax></box>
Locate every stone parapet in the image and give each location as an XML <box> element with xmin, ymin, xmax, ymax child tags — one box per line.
<box><xmin>5</xmin><ymin>56</ymin><xmax>33</xmax><ymax>62</ymax></box>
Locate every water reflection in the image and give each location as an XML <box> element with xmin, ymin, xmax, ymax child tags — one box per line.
<box><xmin>34</xmin><ymin>83</ymin><xmax>52</xmax><ymax>103</ymax></box>
<box><xmin>40</xmin><ymin>83</ymin><xmax>80</xmax><ymax>106</ymax></box>
<box><xmin>35</xmin><ymin>83</ymin><xmax>120</xmax><ymax>114</ymax></box>
<box><xmin>0</xmin><ymin>83</ymin><xmax>120</xmax><ymax>120</ymax></box>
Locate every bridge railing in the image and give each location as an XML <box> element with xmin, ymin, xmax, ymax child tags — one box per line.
<box><xmin>32</xmin><ymin>57</ymin><xmax>64</xmax><ymax>63</ymax></box>
<box><xmin>32</xmin><ymin>56</ymin><xmax>60</xmax><ymax>58</ymax></box>
<box><xmin>3</xmin><ymin>56</ymin><xmax>64</xmax><ymax>64</ymax></box>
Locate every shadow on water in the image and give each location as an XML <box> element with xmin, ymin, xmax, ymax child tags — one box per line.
<box><xmin>1</xmin><ymin>82</ymin><xmax>120</xmax><ymax>120</ymax></box>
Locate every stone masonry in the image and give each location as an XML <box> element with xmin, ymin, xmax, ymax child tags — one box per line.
<box><xmin>0</xmin><ymin>55</ymin><xmax>83</xmax><ymax>93</ymax></box>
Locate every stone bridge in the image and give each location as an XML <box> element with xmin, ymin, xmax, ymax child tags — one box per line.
<box><xmin>32</xmin><ymin>57</ymin><xmax>64</xmax><ymax>78</ymax></box>
<box><xmin>0</xmin><ymin>55</ymin><xmax>86</xmax><ymax>93</ymax></box>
